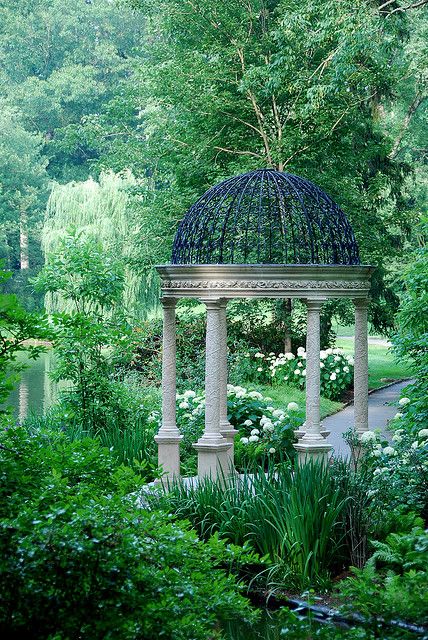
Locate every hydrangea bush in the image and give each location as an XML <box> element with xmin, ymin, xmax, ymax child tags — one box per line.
<box><xmin>359</xmin><ymin>409</ymin><xmax>428</xmax><ymax>519</ymax></box>
<box><xmin>242</xmin><ymin>347</ymin><xmax>354</xmax><ymax>400</ymax></box>
<box><xmin>150</xmin><ymin>385</ymin><xmax>303</xmax><ymax>473</ymax></box>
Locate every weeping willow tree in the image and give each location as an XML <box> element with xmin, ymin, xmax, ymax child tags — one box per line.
<box><xmin>41</xmin><ymin>171</ymin><xmax>160</xmax><ymax>319</ymax></box>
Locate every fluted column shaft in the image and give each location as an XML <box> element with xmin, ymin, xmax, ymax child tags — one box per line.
<box><xmin>155</xmin><ymin>298</ymin><xmax>182</xmax><ymax>480</ymax></box>
<box><xmin>194</xmin><ymin>298</ymin><xmax>231</xmax><ymax>479</ymax></box>
<box><xmin>294</xmin><ymin>299</ymin><xmax>332</xmax><ymax>462</ymax></box>
<box><xmin>218</xmin><ymin>299</ymin><xmax>238</xmax><ymax>468</ymax></box>
<box><xmin>354</xmin><ymin>299</ymin><xmax>369</xmax><ymax>436</ymax></box>
<box><xmin>304</xmin><ymin>300</ymin><xmax>322</xmax><ymax>437</ymax></box>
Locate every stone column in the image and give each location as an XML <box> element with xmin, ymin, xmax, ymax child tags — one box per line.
<box><xmin>354</xmin><ymin>298</ymin><xmax>369</xmax><ymax>436</ymax></box>
<box><xmin>294</xmin><ymin>299</ymin><xmax>332</xmax><ymax>463</ymax></box>
<box><xmin>218</xmin><ymin>299</ymin><xmax>238</xmax><ymax>470</ymax></box>
<box><xmin>193</xmin><ymin>298</ymin><xmax>231</xmax><ymax>479</ymax></box>
<box><xmin>154</xmin><ymin>298</ymin><xmax>182</xmax><ymax>481</ymax></box>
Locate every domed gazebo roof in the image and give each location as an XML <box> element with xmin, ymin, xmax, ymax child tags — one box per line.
<box><xmin>172</xmin><ymin>168</ymin><xmax>360</xmax><ymax>266</ymax></box>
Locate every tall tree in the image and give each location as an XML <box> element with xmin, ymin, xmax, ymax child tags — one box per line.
<box><xmin>109</xmin><ymin>0</ymin><xmax>419</xmax><ymax>330</ymax></box>
<box><xmin>0</xmin><ymin>107</ymin><xmax>48</xmax><ymax>272</ymax></box>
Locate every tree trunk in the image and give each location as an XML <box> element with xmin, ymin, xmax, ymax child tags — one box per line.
<box><xmin>20</xmin><ymin>210</ymin><xmax>29</xmax><ymax>269</ymax></box>
<box><xmin>282</xmin><ymin>298</ymin><xmax>293</xmax><ymax>353</ymax></box>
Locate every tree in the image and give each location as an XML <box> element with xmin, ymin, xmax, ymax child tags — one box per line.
<box><xmin>103</xmin><ymin>0</ymin><xmax>420</xmax><ymax>331</ymax></box>
<box><xmin>0</xmin><ymin>107</ymin><xmax>48</xmax><ymax>272</ymax></box>
<box><xmin>41</xmin><ymin>171</ymin><xmax>158</xmax><ymax>318</ymax></box>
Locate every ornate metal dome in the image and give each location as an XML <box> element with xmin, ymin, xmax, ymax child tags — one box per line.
<box><xmin>172</xmin><ymin>169</ymin><xmax>360</xmax><ymax>265</ymax></box>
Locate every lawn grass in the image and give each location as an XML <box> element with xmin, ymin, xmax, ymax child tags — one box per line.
<box><xmin>336</xmin><ymin>337</ymin><xmax>414</xmax><ymax>390</ymax></box>
<box><xmin>253</xmin><ymin>337</ymin><xmax>414</xmax><ymax>419</ymax></box>
<box><xmin>257</xmin><ymin>382</ymin><xmax>344</xmax><ymax>418</ymax></box>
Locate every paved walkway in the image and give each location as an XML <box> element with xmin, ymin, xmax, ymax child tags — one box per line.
<box><xmin>324</xmin><ymin>379</ymin><xmax>413</xmax><ymax>458</ymax></box>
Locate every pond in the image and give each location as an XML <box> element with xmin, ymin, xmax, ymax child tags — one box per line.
<box><xmin>7</xmin><ymin>351</ymin><xmax>58</xmax><ymax>420</ymax></box>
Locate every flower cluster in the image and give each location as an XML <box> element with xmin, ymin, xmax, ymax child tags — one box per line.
<box><xmin>359</xmin><ymin>411</ymin><xmax>428</xmax><ymax>514</ymax></box>
<box><xmin>247</xmin><ymin>347</ymin><xmax>354</xmax><ymax>400</ymax></box>
<box><xmin>151</xmin><ymin>386</ymin><xmax>303</xmax><ymax>469</ymax></box>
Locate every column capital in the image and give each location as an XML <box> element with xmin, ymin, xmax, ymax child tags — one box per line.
<box><xmin>200</xmin><ymin>297</ymin><xmax>223</xmax><ymax>310</ymax></box>
<box><xmin>353</xmin><ymin>297</ymin><xmax>370</xmax><ymax>310</ymax></box>
<box><xmin>161</xmin><ymin>297</ymin><xmax>177</xmax><ymax>309</ymax></box>
<box><xmin>305</xmin><ymin>298</ymin><xmax>325</xmax><ymax>311</ymax></box>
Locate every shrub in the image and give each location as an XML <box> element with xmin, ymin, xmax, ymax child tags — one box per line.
<box><xmin>150</xmin><ymin>385</ymin><xmax>303</xmax><ymax>474</ymax></box>
<box><xmin>339</xmin><ymin>527</ymin><xmax>428</xmax><ymax>626</ymax></box>
<box><xmin>240</xmin><ymin>347</ymin><xmax>354</xmax><ymax>400</ymax></box>
<box><xmin>358</xmin><ymin>426</ymin><xmax>428</xmax><ymax>521</ymax></box>
<box><xmin>0</xmin><ymin>425</ymin><xmax>256</xmax><ymax>639</ymax></box>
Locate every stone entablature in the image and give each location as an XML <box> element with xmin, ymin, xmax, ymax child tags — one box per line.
<box><xmin>156</xmin><ymin>264</ymin><xmax>374</xmax><ymax>300</ymax></box>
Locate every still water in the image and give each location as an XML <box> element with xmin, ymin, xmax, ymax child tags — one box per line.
<box><xmin>7</xmin><ymin>351</ymin><xmax>58</xmax><ymax>420</ymax></box>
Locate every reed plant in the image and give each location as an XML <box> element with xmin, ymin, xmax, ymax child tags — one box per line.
<box><xmin>158</xmin><ymin>460</ymin><xmax>347</xmax><ymax>590</ymax></box>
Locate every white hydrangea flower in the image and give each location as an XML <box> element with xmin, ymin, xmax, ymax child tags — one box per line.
<box><xmin>183</xmin><ymin>390</ymin><xmax>196</xmax><ymax>398</ymax></box>
<box><xmin>320</xmin><ymin>362</ymin><xmax>325</xmax><ymax>369</ymax></box>
<box><xmin>297</xmin><ymin>346</ymin><xmax>305</xmax><ymax>355</ymax></box>
<box><xmin>343</xmin><ymin>366</ymin><xmax>349</xmax><ymax>373</ymax></box>
<box><xmin>335</xmin><ymin>368</ymin><xmax>340</xmax><ymax>373</ymax></box>
<box><xmin>360</xmin><ymin>430</ymin><xmax>377</xmax><ymax>443</ymax></box>
<box><xmin>179</xmin><ymin>401</ymin><xmax>189</xmax><ymax>409</ymax></box>
<box><xmin>248</xmin><ymin>391</ymin><xmax>263</xmax><ymax>399</ymax></box>
<box><xmin>392</xmin><ymin>433</ymin><xmax>402</xmax><ymax>443</ymax></box>
<box><xmin>411</xmin><ymin>441</ymin><xmax>419</xmax><ymax>449</ymax></box>
<box><xmin>330</xmin><ymin>373</ymin><xmax>337</xmax><ymax>381</ymax></box>
<box><xmin>347</xmin><ymin>356</ymin><xmax>354</xmax><ymax>365</ymax></box>
<box><xmin>320</xmin><ymin>350</ymin><xmax>327</xmax><ymax>360</ymax></box>
<box><xmin>250</xmin><ymin>428</ymin><xmax>260</xmax><ymax>436</ymax></box>
<box><xmin>399</xmin><ymin>397</ymin><xmax>410</xmax><ymax>406</ymax></box>
<box><xmin>302</xmin><ymin>370</ymin><xmax>306</xmax><ymax>376</ymax></box>
<box><xmin>418</xmin><ymin>429</ymin><xmax>428</xmax><ymax>439</ymax></box>
<box><xmin>284</xmin><ymin>375</ymin><xmax>289</xmax><ymax>380</ymax></box>
<box><xmin>240</xmin><ymin>437</ymin><xmax>249</xmax><ymax>444</ymax></box>
<box><xmin>243</xmin><ymin>419</ymin><xmax>253</xmax><ymax>427</ymax></box>
<box><xmin>285</xmin><ymin>352</ymin><xmax>295</xmax><ymax>360</ymax></box>
<box><xmin>287</xmin><ymin>402</ymin><xmax>299</xmax><ymax>411</ymax></box>
<box><xmin>263</xmin><ymin>424</ymin><xmax>275</xmax><ymax>433</ymax></box>
<box><xmin>326</xmin><ymin>348</ymin><xmax>333</xmax><ymax>355</ymax></box>
<box><xmin>372</xmin><ymin>449</ymin><xmax>382</xmax><ymax>457</ymax></box>
<box><xmin>269</xmin><ymin>447</ymin><xmax>276</xmax><ymax>454</ymax></box>
<box><xmin>294</xmin><ymin>369</ymin><xmax>301</xmax><ymax>375</ymax></box>
<box><xmin>257</xmin><ymin>367</ymin><xmax>263</xmax><ymax>372</ymax></box>
<box><xmin>272</xmin><ymin>409</ymin><xmax>284</xmax><ymax>418</ymax></box>
<box><xmin>393</xmin><ymin>412</ymin><xmax>403</xmax><ymax>420</ymax></box>
<box><xmin>334</xmin><ymin>356</ymin><xmax>341</xmax><ymax>362</ymax></box>
<box><xmin>249</xmin><ymin>435</ymin><xmax>259</xmax><ymax>443</ymax></box>
<box><xmin>383</xmin><ymin>446</ymin><xmax>396</xmax><ymax>456</ymax></box>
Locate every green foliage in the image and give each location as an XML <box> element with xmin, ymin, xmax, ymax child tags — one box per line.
<box><xmin>41</xmin><ymin>171</ymin><xmax>159</xmax><ymax>318</ymax></box>
<box><xmin>157</xmin><ymin>461</ymin><xmax>347</xmax><ymax>591</ymax></box>
<box><xmin>0</xmin><ymin>425</ymin><xmax>256</xmax><ymax>638</ymax></box>
<box><xmin>392</xmin><ymin>222</ymin><xmax>428</xmax><ymax>436</ymax></box>
<box><xmin>0</xmin><ymin>268</ymin><xmax>51</xmax><ymax>417</ymax></box>
<box><xmin>241</xmin><ymin>347</ymin><xmax>354</xmax><ymax>401</ymax></box>
<box><xmin>339</xmin><ymin>528</ymin><xmax>428</xmax><ymax>626</ymax></box>
<box><xmin>34</xmin><ymin>231</ymin><xmax>133</xmax><ymax>428</ymax></box>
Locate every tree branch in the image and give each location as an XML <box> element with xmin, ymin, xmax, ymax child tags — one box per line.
<box><xmin>388</xmin><ymin>91</ymin><xmax>426</xmax><ymax>159</ymax></box>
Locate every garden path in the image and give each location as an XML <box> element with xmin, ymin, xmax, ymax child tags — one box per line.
<box><xmin>325</xmin><ymin>379</ymin><xmax>413</xmax><ymax>458</ymax></box>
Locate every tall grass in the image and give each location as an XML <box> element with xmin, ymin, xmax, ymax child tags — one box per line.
<box><xmin>158</xmin><ymin>461</ymin><xmax>347</xmax><ymax>590</ymax></box>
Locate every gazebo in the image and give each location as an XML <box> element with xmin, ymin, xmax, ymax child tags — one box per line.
<box><xmin>155</xmin><ymin>169</ymin><xmax>374</xmax><ymax>480</ymax></box>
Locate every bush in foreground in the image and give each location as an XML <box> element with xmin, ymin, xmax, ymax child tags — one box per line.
<box><xmin>0</xmin><ymin>426</ymin><xmax>255</xmax><ymax>639</ymax></box>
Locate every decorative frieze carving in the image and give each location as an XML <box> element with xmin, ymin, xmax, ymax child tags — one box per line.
<box><xmin>161</xmin><ymin>279</ymin><xmax>370</xmax><ymax>291</ymax></box>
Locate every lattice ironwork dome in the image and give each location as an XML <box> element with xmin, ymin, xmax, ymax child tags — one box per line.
<box><xmin>172</xmin><ymin>169</ymin><xmax>360</xmax><ymax>265</ymax></box>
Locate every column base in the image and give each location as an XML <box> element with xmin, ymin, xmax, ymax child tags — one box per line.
<box><xmin>294</xmin><ymin>428</ymin><xmax>331</xmax><ymax>439</ymax></box>
<box><xmin>155</xmin><ymin>433</ymin><xmax>183</xmax><ymax>482</ymax></box>
<box><xmin>193</xmin><ymin>438</ymin><xmax>232</xmax><ymax>480</ymax></box>
<box><xmin>293</xmin><ymin>438</ymin><xmax>332</xmax><ymax>465</ymax></box>
<box><xmin>220</xmin><ymin>422</ymin><xmax>238</xmax><ymax>471</ymax></box>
